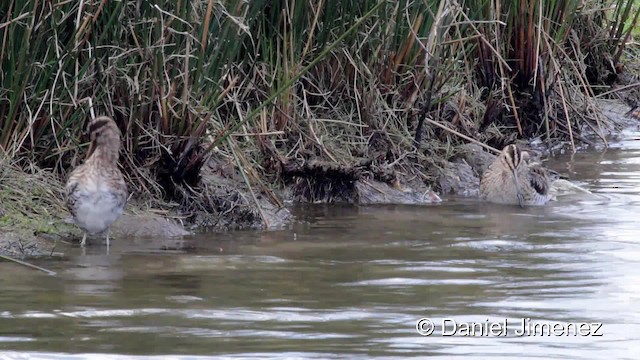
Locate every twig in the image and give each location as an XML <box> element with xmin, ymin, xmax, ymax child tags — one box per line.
<box><xmin>413</xmin><ymin>74</ymin><xmax>436</xmax><ymax>148</ymax></box>
<box><xmin>0</xmin><ymin>12</ymin><xmax>30</xmax><ymax>30</ymax></box>
<box><xmin>557</xmin><ymin>82</ymin><xmax>576</xmax><ymax>153</ymax></box>
<box><xmin>0</xmin><ymin>254</ymin><xmax>56</xmax><ymax>276</ymax></box>
<box><xmin>505</xmin><ymin>79</ymin><xmax>523</xmax><ymax>136</ymax></box>
<box><xmin>361</xmin><ymin>179</ymin><xmax>389</xmax><ymax>196</ymax></box>
<box><xmin>231</xmin><ymin>131</ymin><xmax>285</xmax><ymax>137</ymax></box>
<box><xmin>314</xmin><ymin>118</ymin><xmax>370</xmax><ymax>127</ymax></box>
<box><xmin>302</xmin><ymin>0</ymin><xmax>324</xmax><ymax>58</ymax></box>
<box><xmin>595</xmin><ymin>82</ymin><xmax>640</xmax><ymax>98</ymax></box>
<box><xmin>302</xmin><ymin>90</ymin><xmax>338</xmax><ymax>162</ymax></box>
<box><xmin>441</xmin><ymin>34</ymin><xmax>481</xmax><ymax>45</ymax></box>
<box><xmin>78</xmin><ymin>97</ymin><xmax>96</xmax><ymax>120</ymax></box>
<box><xmin>228</xmin><ymin>139</ymin><xmax>270</xmax><ymax>228</ymax></box>
<box><xmin>545</xmin><ymin>28</ymin><xmax>608</xmax><ymax>144</ymax></box>
<box><xmin>410</xmin><ymin>0</ymin><xmax>446</xmax><ymax>148</ymax></box>
<box><xmin>451</xmin><ymin>0</ymin><xmax>512</xmax><ymax>72</ymax></box>
<box><xmin>424</xmin><ymin>117</ymin><xmax>499</xmax><ymax>154</ymax></box>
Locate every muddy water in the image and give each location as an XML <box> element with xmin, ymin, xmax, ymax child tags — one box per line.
<box><xmin>2</xmin><ymin>133</ymin><xmax>640</xmax><ymax>359</ymax></box>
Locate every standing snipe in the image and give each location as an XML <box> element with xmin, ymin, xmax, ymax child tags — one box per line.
<box><xmin>479</xmin><ymin>144</ymin><xmax>552</xmax><ymax>207</ymax></box>
<box><xmin>66</xmin><ymin>116</ymin><xmax>128</xmax><ymax>246</ymax></box>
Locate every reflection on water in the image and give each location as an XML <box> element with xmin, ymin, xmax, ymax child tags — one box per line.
<box><xmin>2</xmin><ymin>133</ymin><xmax>640</xmax><ymax>359</ymax></box>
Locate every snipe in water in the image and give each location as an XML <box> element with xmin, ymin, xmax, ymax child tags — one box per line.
<box><xmin>66</xmin><ymin>116</ymin><xmax>128</xmax><ymax>246</ymax></box>
<box><xmin>479</xmin><ymin>144</ymin><xmax>552</xmax><ymax>207</ymax></box>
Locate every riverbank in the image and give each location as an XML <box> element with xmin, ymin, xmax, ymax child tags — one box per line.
<box><xmin>0</xmin><ymin>0</ymin><xmax>638</xmax><ymax>259</ymax></box>
<box><xmin>1</xmin><ymin>98</ymin><xmax>637</xmax><ymax>259</ymax></box>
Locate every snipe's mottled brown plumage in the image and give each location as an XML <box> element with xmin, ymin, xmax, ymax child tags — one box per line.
<box><xmin>479</xmin><ymin>144</ymin><xmax>552</xmax><ymax>207</ymax></box>
<box><xmin>66</xmin><ymin>116</ymin><xmax>127</xmax><ymax>246</ymax></box>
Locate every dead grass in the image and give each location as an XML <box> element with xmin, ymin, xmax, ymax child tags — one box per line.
<box><xmin>0</xmin><ymin>159</ymin><xmax>69</xmax><ymax>232</ymax></box>
<box><xmin>0</xmin><ymin>0</ymin><xmax>638</xmax><ymax>223</ymax></box>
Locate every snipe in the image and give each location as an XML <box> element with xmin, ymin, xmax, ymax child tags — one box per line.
<box><xmin>479</xmin><ymin>144</ymin><xmax>552</xmax><ymax>207</ymax></box>
<box><xmin>66</xmin><ymin>116</ymin><xmax>128</xmax><ymax>246</ymax></box>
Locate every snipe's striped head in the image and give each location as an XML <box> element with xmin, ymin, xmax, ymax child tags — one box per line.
<box><xmin>86</xmin><ymin>116</ymin><xmax>122</xmax><ymax>159</ymax></box>
<box><xmin>500</xmin><ymin>144</ymin><xmax>527</xmax><ymax>173</ymax></box>
<box><xmin>499</xmin><ymin>144</ymin><xmax>534</xmax><ymax>208</ymax></box>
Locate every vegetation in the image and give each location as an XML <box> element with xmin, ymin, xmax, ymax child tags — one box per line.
<box><xmin>0</xmin><ymin>0</ymin><xmax>638</xmax><ymax>228</ymax></box>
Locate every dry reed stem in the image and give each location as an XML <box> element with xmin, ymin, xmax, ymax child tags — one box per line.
<box><xmin>557</xmin><ymin>82</ymin><xmax>576</xmax><ymax>153</ymax></box>
<box><xmin>595</xmin><ymin>82</ymin><xmax>640</xmax><ymax>97</ymax></box>
<box><xmin>452</xmin><ymin>0</ymin><xmax>512</xmax><ymax>72</ymax></box>
<box><xmin>424</xmin><ymin>116</ymin><xmax>499</xmax><ymax>154</ymax></box>
<box><xmin>0</xmin><ymin>254</ymin><xmax>57</xmax><ymax>275</ymax></box>
<box><xmin>228</xmin><ymin>139</ymin><xmax>269</xmax><ymax>228</ymax></box>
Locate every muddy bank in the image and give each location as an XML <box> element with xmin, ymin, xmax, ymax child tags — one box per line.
<box><xmin>186</xmin><ymin>158</ymin><xmax>293</xmax><ymax>231</ymax></box>
<box><xmin>0</xmin><ymin>156</ymin><xmax>294</xmax><ymax>259</ymax></box>
<box><xmin>1</xmin><ymin>99</ymin><xmax>638</xmax><ymax>260</ymax></box>
<box><xmin>0</xmin><ymin>212</ymin><xmax>193</xmax><ymax>259</ymax></box>
<box><xmin>275</xmin><ymin>159</ymin><xmax>442</xmax><ymax>205</ymax></box>
<box><xmin>1</xmin><ymin>152</ymin><xmax>443</xmax><ymax>259</ymax></box>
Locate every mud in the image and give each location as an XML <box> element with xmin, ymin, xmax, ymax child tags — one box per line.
<box><xmin>436</xmin><ymin>143</ymin><xmax>499</xmax><ymax>197</ymax></box>
<box><xmin>110</xmin><ymin>214</ymin><xmax>192</xmax><ymax>238</ymax></box>
<box><xmin>355</xmin><ymin>180</ymin><xmax>441</xmax><ymax>205</ymax></box>
<box><xmin>188</xmin><ymin>158</ymin><xmax>293</xmax><ymax>231</ymax></box>
<box><xmin>0</xmin><ymin>232</ymin><xmax>58</xmax><ymax>259</ymax></box>
<box><xmin>0</xmin><ymin>212</ymin><xmax>193</xmax><ymax>259</ymax></box>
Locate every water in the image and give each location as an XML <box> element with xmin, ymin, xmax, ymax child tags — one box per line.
<box><xmin>2</xmin><ymin>133</ymin><xmax>640</xmax><ymax>359</ymax></box>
